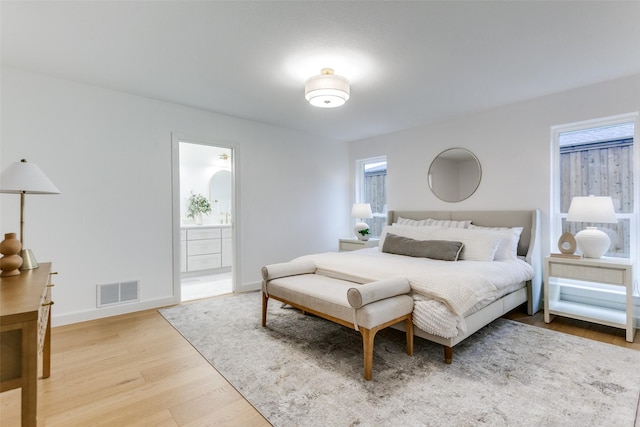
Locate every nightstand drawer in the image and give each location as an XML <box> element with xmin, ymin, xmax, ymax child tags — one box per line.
<box><xmin>338</xmin><ymin>238</ymin><xmax>379</xmax><ymax>252</ymax></box>
<box><xmin>548</xmin><ymin>263</ymin><xmax>625</xmax><ymax>285</ymax></box>
<box><xmin>340</xmin><ymin>241</ymin><xmax>366</xmax><ymax>251</ymax></box>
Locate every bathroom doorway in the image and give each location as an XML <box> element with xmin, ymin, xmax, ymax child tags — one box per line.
<box><xmin>177</xmin><ymin>140</ymin><xmax>234</xmax><ymax>301</ymax></box>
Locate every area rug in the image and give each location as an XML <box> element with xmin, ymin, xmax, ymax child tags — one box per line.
<box><xmin>159</xmin><ymin>292</ymin><xmax>640</xmax><ymax>426</ymax></box>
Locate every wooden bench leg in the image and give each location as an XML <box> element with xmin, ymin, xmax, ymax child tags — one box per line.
<box><xmin>444</xmin><ymin>346</ymin><xmax>453</xmax><ymax>364</ymax></box>
<box><xmin>360</xmin><ymin>327</ymin><xmax>377</xmax><ymax>381</ymax></box>
<box><xmin>405</xmin><ymin>317</ymin><xmax>414</xmax><ymax>356</ymax></box>
<box><xmin>361</xmin><ymin>314</ymin><xmax>414</xmax><ymax>381</ymax></box>
<box><xmin>262</xmin><ymin>292</ymin><xmax>268</xmax><ymax>327</ymax></box>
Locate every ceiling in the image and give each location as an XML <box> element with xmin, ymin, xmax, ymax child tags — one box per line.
<box><xmin>2</xmin><ymin>1</ymin><xmax>639</xmax><ymax>142</ymax></box>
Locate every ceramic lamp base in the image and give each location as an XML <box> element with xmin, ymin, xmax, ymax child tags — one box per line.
<box><xmin>20</xmin><ymin>248</ymin><xmax>39</xmax><ymax>270</ymax></box>
<box><xmin>354</xmin><ymin>222</ymin><xmax>370</xmax><ymax>241</ymax></box>
<box><xmin>575</xmin><ymin>227</ymin><xmax>610</xmax><ymax>258</ymax></box>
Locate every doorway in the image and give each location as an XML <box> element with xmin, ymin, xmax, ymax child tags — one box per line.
<box><xmin>176</xmin><ymin>139</ymin><xmax>234</xmax><ymax>301</ymax></box>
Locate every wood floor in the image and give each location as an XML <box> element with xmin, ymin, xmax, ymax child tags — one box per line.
<box><xmin>0</xmin><ymin>298</ymin><xmax>270</xmax><ymax>427</ymax></box>
<box><xmin>503</xmin><ymin>307</ymin><xmax>640</xmax><ymax>350</ymax></box>
<box><xmin>1</xmin><ymin>299</ymin><xmax>638</xmax><ymax>426</ymax></box>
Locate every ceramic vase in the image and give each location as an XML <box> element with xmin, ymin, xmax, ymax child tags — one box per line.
<box><xmin>0</xmin><ymin>232</ymin><xmax>23</xmax><ymax>276</ymax></box>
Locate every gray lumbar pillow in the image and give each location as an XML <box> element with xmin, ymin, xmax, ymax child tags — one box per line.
<box><xmin>382</xmin><ymin>233</ymin><xmax>464</xmax><ymax>261</ymax></box>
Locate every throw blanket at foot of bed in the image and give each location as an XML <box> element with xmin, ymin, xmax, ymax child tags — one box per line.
<box><xmin>261</xmin><ymin>260</ymin><xmax>414</xmax><ymax>380</ymax></box>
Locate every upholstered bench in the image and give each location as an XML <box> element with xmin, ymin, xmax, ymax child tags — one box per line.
<box><xmin>261</xmin><ymin>260</ymin><xmax>414</xmax><ymax>380</ymax></box>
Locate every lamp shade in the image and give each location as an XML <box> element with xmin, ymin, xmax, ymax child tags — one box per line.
<box><xmin>305</xmin><ymin>68</ymin><xmax>350</xmax><ymax>108</ymax></box>
<box><xmin>566</xmin><ymin>196</ymin><xmax>617</xmax><ymax>223</ymax></box>
<box><xmin>351</xmin><ymin>203</ymin><xmax>373</xmax><ymax>219</ymax></box>
<box><xmin>0</xmin><ymin>159</ymin><xmax>60</xmax><ymax>194</ymax></box>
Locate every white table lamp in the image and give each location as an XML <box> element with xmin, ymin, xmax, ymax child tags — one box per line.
<box><xmin>566</xmin><ymin>195</ymin><xmax>617</xmax><ymax>258</ymax></box>
<box><xmin>351</xmin><ymin>203</ymin><xmax>373</xmax><ymax>241</ymax></box>
<box><xmin>0</xmin><ymin>159</ymin><xmax>60</xmax><ymax>270</ymax></box>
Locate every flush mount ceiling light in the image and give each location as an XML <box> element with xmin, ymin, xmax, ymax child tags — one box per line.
<box><xmin>304</xmin><ymin>68</ymin><xmax>350</xmax><ymax>108</ymax></box>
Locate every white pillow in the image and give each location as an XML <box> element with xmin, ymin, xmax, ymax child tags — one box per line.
<box><xmin>396</xmin><ymin>217</ymin><xmax>471</xmax><ymax>228</ymax></box>
<box><xmin>426</xmin><ymin>219</ymin><xmax>472</xmax><ymax>228</ymax></box>
<box><xmin>396</xmin><ymin>217</ymin><xmax>431</xmax><ymax>226</ymax></box>
<box><xmin>468</xmin><ymin>225</ymin><xmax>523</xmax><ymax>261</ymax></box>
<box><xmin>379</xmin><ymin>225</ymin><xmax>442</xmax><ymax>250</ymax></box>
<box><xmin>431</xmin><ymin>228</ymin><xmax>502</xmax><ymax>261</ymax></box>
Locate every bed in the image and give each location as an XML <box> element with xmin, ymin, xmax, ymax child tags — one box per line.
<box><xmin>293</xmin><ymin>209</ymin><xmax>542</xmax><ymax>362</ymax></box>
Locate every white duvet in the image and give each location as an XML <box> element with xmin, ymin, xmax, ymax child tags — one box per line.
<box><xmin>295</xmin><ymin>248</ymin><xmax>534</xmax><ymax>338</ymax></box>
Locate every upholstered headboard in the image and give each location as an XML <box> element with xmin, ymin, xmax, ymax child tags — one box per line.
<box><xmin>387</xmin><ymin>210</ymin><xmax>542</xmax><ymax>314</ymax></box>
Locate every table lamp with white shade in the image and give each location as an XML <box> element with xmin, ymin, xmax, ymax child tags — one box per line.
<box><xmin>0</xmin><ymin>159</ymin><xmax>60</xmax><ymax>270</ymax></box>
<box><xmin>351</xmin><ymin>203</ymin><xmax>373</xmax><ymax>241</ymax></box>
<box><xmin>566</xmin><ymin>195</ymin><xmax>617</xmax><ymax>258</ymax></box>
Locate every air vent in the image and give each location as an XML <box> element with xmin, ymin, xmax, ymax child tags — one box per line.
<box><xmin>97</xmin><ymin>280</ymin><xmax>140</xmax><ymax>307</ymax></box>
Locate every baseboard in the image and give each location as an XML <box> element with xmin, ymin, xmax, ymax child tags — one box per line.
<box><xmin>53</xmin><ymin>280</ymin><xmax>261</xmax><ymax>326</ymax></box>
<box><xmin>52</xmin><ymin>296</ymin><xmax>179</xmax><ymax>327</ymax></box>
<box><xmin>237</xmin><ymin>280</ymin><xmax>260</xmax><ymax>293</ymax></box>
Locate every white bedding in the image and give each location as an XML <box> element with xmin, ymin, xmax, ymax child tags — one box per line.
<box><xmin>295</xmin><ymin>248</ymin><xmax>534</xmax><ymax>338</ymax></box>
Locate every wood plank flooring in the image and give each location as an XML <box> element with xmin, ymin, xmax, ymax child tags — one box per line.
<box><xmin>0</xmin><ymin>300</ymin><xmax>270</xmax><ymax>427</ymax></box>
<box><xmin>1</xmin><ymin>299</ymin><xmax>638</xmax><ymax>426</ymax></box>
<box><xmin>503</xmin><ymin>305</ymin><xmax>640</xmax><ymax>350</ymax></box>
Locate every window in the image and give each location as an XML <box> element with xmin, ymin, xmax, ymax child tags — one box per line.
<box><xmin>551</xmin><ymin>113</ymin><xmax>638</xmax><ymax>259</ymax></box>
<box><xmin>356</xmin><ymin>156</ymin><xmax>387</xmax><ymax>238</ymax></box>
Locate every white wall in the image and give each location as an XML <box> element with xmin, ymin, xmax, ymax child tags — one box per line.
<box><xmin>4</xmin><ymin>67</ymin><xmax>637</xmax><ymax>326</ymax></box>
<box><xmin>0</xmin><ymin>67</ymin><xmax>350</xmax><ymax>325</ymax></box>
<box><xmin>349</xmin><ymin>73</ymin><xmax>640</xmax><ymax>255</ymax></box>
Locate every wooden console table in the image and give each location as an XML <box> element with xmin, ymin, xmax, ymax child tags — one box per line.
<box><xmin>0</xmin><ymin>263</ymin><xmax>54</xmax><ymax>427</ymax></box>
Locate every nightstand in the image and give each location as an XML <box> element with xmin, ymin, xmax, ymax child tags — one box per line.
<box><xmin>544</xmin><ymin>256</ymin><xmax>636</xmax><ymax>342</ymax></box>
<box><xmin>338</xmin><ymin>238</ymin><xmax>379</xmax><ymax>252</ymax></box>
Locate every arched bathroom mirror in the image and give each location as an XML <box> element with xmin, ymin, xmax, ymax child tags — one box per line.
<box><xmin>210</xmin><ymin>170</ymin><xmax>232</xmax><ymax>214</ymax></box>
<box><xmin>428</xmin><ymin>148</ymin><xmax>481</xmax><ymax>202</ymax></box>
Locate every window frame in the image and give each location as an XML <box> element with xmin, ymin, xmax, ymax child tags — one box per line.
<box><xmin>550</xmin><ymin>112</ymin><xmax>639</xmax><ymax>260</ymax></box>
<box><xmin>355</xmin><ymin>155</ymin><xmax>387</xmax><ymax>238</ymax></box>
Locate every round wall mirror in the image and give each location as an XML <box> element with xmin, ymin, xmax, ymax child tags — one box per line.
<box><xmin>210</xmin><ymin>170</ymin><xmax>232</xmax><ymax>213</ymax></box>
<box><xmin>428</xmin><ymin>148</ymin><xmax>481</xmax><ymax>202</ymax></box>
